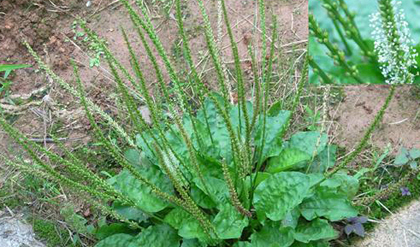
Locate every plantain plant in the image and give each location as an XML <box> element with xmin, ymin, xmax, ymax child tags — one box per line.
<box><xmin>1</xmin><ymin>0</ymin><xmax>362</xmax><ymax>246</ymax></box>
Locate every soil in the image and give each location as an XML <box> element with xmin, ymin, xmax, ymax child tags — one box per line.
<box><xmin>331</xmin><ymin>85</ymin><xmax>420</xmax><ymax>155</ymax></box>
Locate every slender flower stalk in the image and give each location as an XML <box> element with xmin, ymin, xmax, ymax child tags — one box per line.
<box><xmin>370</xmin><ymin>0</ymin><xmax>418</xmax><ymax>84</ymax></box>
<box><xmin>321</xmin><ymin>0</ymin><xmax>374</xmax><ymax>59</ymax></box>
<box><xmin>309</xmin><ymin>14</ymin><xmax>363</xmax><ymax>84</ymax></box>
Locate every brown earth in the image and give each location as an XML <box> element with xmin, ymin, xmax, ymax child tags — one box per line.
<box><xmin>331</xmin><ymin>85</ymin><xmax>420</xmax><ymax>155</ymax></box>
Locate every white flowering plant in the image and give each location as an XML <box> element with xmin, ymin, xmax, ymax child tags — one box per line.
<box><xmin>309</xmin><ymin>0</ymin><xmax>420</xmax><ymax>85</ymax></box>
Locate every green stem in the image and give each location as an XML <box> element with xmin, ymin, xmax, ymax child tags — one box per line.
<box><xmin>332</xmin><ymin>19</ymin><xmax>352</xmax><ymax>56</ymax></box>
<box><xmin>327</xmin><ymin>84</ymin><xmax>396</xmax><ymax>177</ymax></box>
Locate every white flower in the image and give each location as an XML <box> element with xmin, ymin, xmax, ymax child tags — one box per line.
<box><xmin>369</xmin><ymin>0</ymin><xmax>418</xmax><ymax>84</ymax></box>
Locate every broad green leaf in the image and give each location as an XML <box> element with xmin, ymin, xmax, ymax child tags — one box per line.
<box><xmin>250</xmin><ymin>223</ymin><xmax>295</xmax><ymax>247</ymax></box>
<box><xmin>213</xmin><ymin>204</ymin><xmax>249</xmax><ymax>239</ymax></box>
<box><xmin>394</xmin><ymin>147</ymin><xmax>410</xmax><ymax>166</ymax></box>
<box><xmin>294</xmin><ymin>218</ymin><xmax>337</xmax><ymax>243</ymax></box>
<box><xmin>281</xmin><ymin>209</ymin><xmax>300</xmax><ymax>229</ymax></box>
<box><xmin>109</xmin><ymin>167</ymin><xmax>173</xmax><ymax>213</ymax></box>
<box><xmin>410</xmin><ymin>149</ymin><xmax>420</xmax><ymax>159</ymax></box>
<box><xmin>164</xmin><ymin>207</ymin><xmax>207</xmax><ymax>241</ymax></box>
<box><xmin>254</xmin><ymin>110</ymin><xmax>291</xmax><ymax>161</ymax></box>
<box><xmin>253</xmin><ymin>172</ymin><xmax>272</xmax><ymax>187</ymax></box>
<box><xmin>133</xmin><ymin>224</ymin><xmax>180</xmax><ymax>247</ymax></box>
<box><xmin>112</xmin><ymin>202</ymin><xmax>147</xmax><ymax>222</ymax></box>
<box><xmin>135</xmin><ymin>132</ymin><xmax>158</xmax><ymax>161</ymax></box>
<box><xmin>308</xmin><ymin>145</ymin><xmax>337</xmax><ymax>173</ymax></box>
<box><xmin>253</xmin><ymin>172</ymin><xmax>311</xmax><ymax>221</ymax></box>
<box><xmin>300</xmin><ymin>188</ymin><xmax>358</xmax><ymax>221</ymax></box>
<box><xmin>230</xmin><ymin>101</ymin><xmax>254</xmax><ymax>138</ymax></box>
<box><xmin>320</xmin><ymin>172</ymin><xmax>359</xmax><ymax>199</ymax></box>
<box><xmin>196</xmin><ymin>153</ymin><xmax>224</xmax><ymax>179</ymax></box>
<box><xmin>124</xmin><ymin>149</ymin><xmax>142</xmax><ymax>168</ymax></box>
<box><xmin>307</xmin><ymin>173</ymin><xmax>324</xmax><ymax>188</ymax></box>
<box><xmin>191</xmin><ymin>185</ymin><xmax>217</xmax><ymax>209</ymax></box>
<box><xmin>94</xmin><ymin>223</ymin><xmax>138</xmax><ymax>240</ymax></box>
<box><xmin>289</xmin><ymin>132</ymin><xmax>328</xmax><ymax>157</ymax></box>
<box><xmin>291</xmin><ymin>240</ymin><xmax>330</xmax><ymax>247</ymax></box>
<box><xmin>356</xmin><ymin>63</ymin><xmax>384</xmax><ymax>84</ymax></box>
<box><xmin>196</xmin><ymin>96</ymin><xmax>232</xmax><ymax>162</ymax></box>
<box><xmin>181</xmin><ymin>239</ymin><xmax>207</xmax><ymax>247</ymax></box>
<box><xmin>267</xmin><ymin>148</ymin><xmax>311</xmax><ymax>173</ymax></box>
<box><xmin>193</xmin><ymin>176</ymin><xmax>230</xmax><ymax>205</ymax></box>
<box><xmin>95</xmin><ymin>233</ymin><xmax>135</xmax><ymax>247</ymax></box>
<box><xmin>166</xmin><ymin>124</ymin><xmax>189</xmax><ymax>163</ymax></box>
<box><xmin>267</xmin><ymin>100</ymin><xmax>282</xmax><ymax>117</ymax></box>
<box><xmin>233</xmin><ymin>242</ymin><xmax>252</xmax><ymax>247</ymax></box>
<box><xmin>395</xmin><ymin>148</ymin><xmax>420</xmax><ymax>167</ymax></box>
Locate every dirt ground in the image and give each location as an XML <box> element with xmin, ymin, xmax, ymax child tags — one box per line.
<box><xmin>331</xmin><ymin>85</ymin><xmax>420</xmax><ymax>155</ymax></box>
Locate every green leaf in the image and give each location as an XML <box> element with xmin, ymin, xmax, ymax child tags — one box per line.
<box><xmin>191</xmin><ymin>185</ymin><xmax>217</xmax><ymax>209</ymax></box>
<box><xmin>289</xmin><ymin>132</ymin><xmax>328</xmax><ymax>157</ymax></box>
<box><xmin>181</xmin><ymin>239</ymin><xmax>207</xmax><ymax>247</ymax></box>
<box><xmin>135</xmin><ymin>132</ymin><xmax>157</xmax><ymax>161</ymax></box>
<box><xmin>0</xmin><ymin>64</ymin><xmax>31</xmax><ymax>79</ymax></box>
<box><xmin>320</xmin><ymin>172</ymin><xmax>359</xmax><ymax>199</ymax></box>
<box><xmin>307</xmin><ymin>173</ymin><xmax>324</xmax><ymax>188</ymax></box>
<box><xmin>250</xmin><ymin>223</ymin><xmax>295</xmax><ymax>247</ymax></box>
<box><xmin>253</xmin><ymin>172</ymin><xmax>272</xmax><ymax>187</ymax></box>
<box><xmin>294</xmin><ymin>218</ymin><xmax>337</xmax><ymax>243</ymax></box>
<box><xmin>233</xmin><ymin>242</ymin><xmax>253</xmax><ymax>247</ymax></box>
<box><xmin>95</xmin><ymin>223</ymin><xmax>138</xmax><ymax>240</ymax></box>
<box><xmin>193</xmin><ymin>176</ymin><xmax>230</xmax><ymax>205</ymax></box>
<box><xmin>95</xmin><ymin>233</ymin><xmax>136</xmax><ymax>247</ymax></box>
<box><xmin>109</xmin><ymin>167</ymin><xmax>173</xmax><ymax>213</ymax></box>
<box><xmin>394</xmin><ymin>147</ymin><xmax>410</xmax><ymax>166</ymax></box>
<box><xmin>230</xmin><ymin>101</ymin><xmax>254</xmax><ymax>138</ymax></box>
<box><xmin>253</xmin><ymin>172</ymin><xmax>311</xmax><ymax>221</ymax></box>
<box><xmin>213</xmin><ymin>204</ymin><xmax>249</xmax><ymax>239</ymax></box>
<box><xmin>112</xmin><ymin>202</ymin><xmax>148</xmax><ymax>221</ymax></box>
<box><xmin>267</xmin><ymin>101</ymin><xmax>282</xmax><ymax>117</ymax></box>
<box><xmin>409</xmin><ymin>149</ymin><xmax>420</xmax><ymax>159</ymax></box>
<box><xmin>291</xmin><ymin>240</ymin><xmax>330</xmax><ymax>247</ymax></box>
<box><xmin>254</xmin><ymin>110</ymin><xmax>291</xmax><ymax>161</ymax></box>
<box><xmin>308</xmin><ymin>145</ymin><xmax>337</xmax><ymax>173</ymax></box>
<box><xmin>133</xmin><ymin>224</ymin><xmax>180</xmax><ymax>247</ymax></box>
<box><xmin>196</xmin><ymin>153</ymin><xmax>224</xmax><ymax>179</ymax></box>
<box><xmin>196</xmin><ymin>96</ymin><xmax>232</xmax><ymax>162</ymax></box>
<box><xmin>281</xmin><ymin>209</ymin><xmax>300</xmax><ymax>229</ymax></box>
<box><xmin>356</xmin><ymin>63</ymin><xmax>384</xmax><ymax>84</ymax></box>
<box><xmin>164</xmin><ymin>207</ymin><xmax>207</xmax><ymax>241</ymax></box>
<box><xmin>166</xmin><ymin>124</ymin><xmax>189</xmax><ymax>163</ymax></box>
<box><xmin>409</xmin><ymin>161</ymin><xmax>418</xmax><ymax>169</ymax></box>
<box><xmin>124</xmin><ymin>149</ymin><xmax>142</xmax><ymax>168</ymax></box>
<box><xmin>267</xmin><ymin>148</ymin><xmax>311</xmax><ymax>173</ymax></box>
<box><xmin>300</xmin><ymin>188</ymin><xmax>358</xmax><ymax>221</ymax></box>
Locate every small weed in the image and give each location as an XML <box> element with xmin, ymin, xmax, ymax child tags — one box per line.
<box><xmin>32</xmin><ymin>217</ymin><xmax>78</xmax><ymax>247</ymax></box>
<box><xmin>0</xmin><ymin>64</ymin><xmax>31</xmax><ymax>97</ymax></box>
